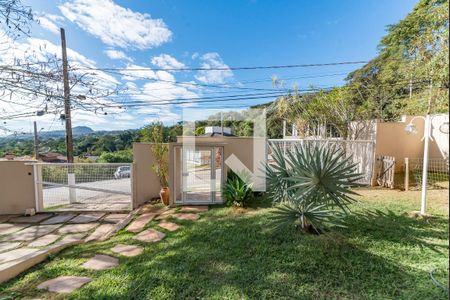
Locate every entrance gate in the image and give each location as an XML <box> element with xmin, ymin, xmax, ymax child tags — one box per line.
<box><xmin>32</xmin><ymin>163</ymin><xmax>133</xmax><ymax>212</ymax></box>
<box><xmin>174</xmin><ymin>146</ymin><xmax>224</xmax><ymax>205</ymax></box>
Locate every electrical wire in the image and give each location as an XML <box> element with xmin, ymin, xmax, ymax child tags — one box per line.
<box><xmin>71</xmin><ymin>60</ymin><xmax>370</xmax><ymax>72</ymax></box>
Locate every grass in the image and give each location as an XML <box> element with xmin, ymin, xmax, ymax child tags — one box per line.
<box><xmin>0</xmin><ymin>188</ymin><xmax>448</xmax><ymax>299</ymax></box>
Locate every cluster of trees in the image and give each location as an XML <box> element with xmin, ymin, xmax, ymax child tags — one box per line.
<box><xmin>269</xmin><ymin>0</ymin><xmax>448</xmax><ymax>139</ymax></box>
<box><xmin>0</xmin><ymin>131</ymin><xmax>139</xmax><ymax>161</ymax></box>
<box><xmin>1</xmin><ymin>0</ymin><xmax>447</xmax><ymax>160</ymax></box>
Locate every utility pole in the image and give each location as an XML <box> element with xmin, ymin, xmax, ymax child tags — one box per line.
<box><xmin>33</xmin><ymin>121</ymin><xmax>39</xmax><ymax>159</ymax></box>
<box><xmin>60</xmin><ymin>28</ymin><xmax>74</xmax><ymax>163</ymax></box>
<box><xmin>60</xmin><ymin>28</ymin><xmax>76</xmax><ymax>203</ymax></box>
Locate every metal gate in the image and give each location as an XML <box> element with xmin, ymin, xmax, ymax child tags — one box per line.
<box><xmin>268</xmin><ymin>139</ymin><xmax>376</xmax><ymax>185</ymax></box>
<box><xmin>32</xmin><ymin>163</ymin><xmax>133</xmax><ymax>212</ymax></box>
<box><xmin>173</xmin><ymin>146</ymin><xmax>224</xmax><ymax>205</ymax></box>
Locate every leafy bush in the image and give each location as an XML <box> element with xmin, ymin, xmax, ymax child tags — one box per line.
<box><xmin>266</xmin><ymin>142</ymin><xmax>362</xmax><ymax>233</ymax></box>
<box><xmin>98</xmin><ymin>150</ymin><xmax>133</xmax><ymax>163</ymax></box>
<box><xmin>223</xmin><ymin>170</ymin><xmax>253</xmax><ymax>207</ymax></box>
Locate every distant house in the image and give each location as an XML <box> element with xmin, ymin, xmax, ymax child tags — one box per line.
<box><xmin>39</xmin><ymin>152</ymin><xmax>67</xmax><ymax>163</ymax></box>
<box><xmin>203</xmin><ymin>126</ymin><xmax>234</xmax><ymax>137</ymax></box>
<box><xmin>85</xmin><ymin>155</ymin><xmax>100</xmax><ymax>162</ymax></box>
<box><xmin>0</xmin><ymin>154</ymin><xmax>34</xmax><ymax>161</ymax></box>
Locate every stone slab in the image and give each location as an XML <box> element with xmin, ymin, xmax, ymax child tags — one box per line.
<box><xmin>0</xmin><ymin>223</ymin><xmax>30</xmax><ymax>235</ymax></box>
<box><xmin>82</xmin><ymin>254</ymin><xmax>118</xmax><ymax>270</ymax></box>
<box><xmin>5</xmin><ymin>225</ymin><xmax>60</xmax><ymax>242</ymax></box>
<box><xmin>9</xmin><ymin>214</ymin><xmax>53</xmax><ymax>224</ymax></box>
<box><xmin>57</xmin><ymin>223</ymin><xmax>97</xmax><ymax>234</ymax></box>
<box><xmin>28</xmin><ymin>234</ymin><xmax>60</xmax><ymax>247</ymax></box>
<box><xmin>0</xmin><ymin>215</ymin><xmax>16</xmax><ymax>223</ymax></box>
<box><xmin>0</xmin><ymin>242</ymin><xmax>21</xmax><ymax>253</ymax></box>
<box><xmin>127</xmin><ymin>213</ymin><xmax>156</xmax><ymax>233</ymax></box>
<box><xmin>102</xmin><ymin>213</ymin><xmax>129</xmax><ymax>223</ymax></box>
<box><xmin>68</xmin><ymin>213</ymin><xmax>105</xmax><ymax>224</ymax></box>
<box><xmin>40</xmin><ymin>214</ymin><xmax>76</xmax><ymax>225</ymax></box>
<box><xmin>173</xmin><ymin>213</ymin><xmax>200</xmax><ymax>221</ymax></box>
<box><xmin>180</xmin><ymin>206</ymin><xmax>209</xmax><ymax>213</ymax></box>
<box><xmin>139</xmin><ymin>204</ymin><xmax>165</xmax><ymax>214</ymax></box>
<box><xmin>111</xmin><ymin>244</ymin><xmax>143</xmax><ymax>257</ymax></box>
<box><xmin>158</xmin><ymin>221</ymin><xmax>180</xmax><ymax>232</ymax></box>
<box><xmin>134</xmin><ymin>229</ymin><xmax>165</xmax><ymax>243</ymax></box>
<box><xmin>48</xmin><ymin>234</ymin><xmax>84</xmax><ymax>250</ymax></box>
<box><xmin>85</xmin><ymin>224</ymin><xmax>115</xmax><ymax>242</ymax></box>
<box><xmin>0</xmin><ymin>248</ymin><xmax>40</xmax><ymax>264</ymax></box>
<box><xmin>155</xmin><ymin>209</ymin><xmax>177</xmax><ymax>220</ymax></box>
<box><xmin>37</xmin><ymin>276</ymin><xmax>91</xmax><ymax>294</ymax></box>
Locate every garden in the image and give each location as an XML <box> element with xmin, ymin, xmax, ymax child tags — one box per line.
<box><xmin>0</xmin><ymin>143</ymin><xmax>448</xmax><ymax>299</ymax></box>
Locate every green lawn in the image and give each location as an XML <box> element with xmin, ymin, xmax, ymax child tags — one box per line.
<box><xmin>0</xmin><ymin>188</ymin><xmax>448</xmax><ymax>299</ymax></box>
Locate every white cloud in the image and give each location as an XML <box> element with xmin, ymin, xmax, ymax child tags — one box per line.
<box><xmin>151</xmin><ymin>54</ymin><xmax>185</xmax><ymax>70</ymax></box>
<box><xmin>119</xmin><ymin>64</ymin><xmax>157</xmax><ymax>81</ymax></box>
<box><xmin>104</xmin><ymin>49</ymin><xmax>133</xmax><ymax>62</ymax></box>
<box><xmin>37</xmin><ymin>14</ymin><xmax>64</xmax><ymax>34</ymax></box>
<box><xmin>194</xmin><ymin>52</ymin><xmax>233</xmax><ymax>84</ymax></box>
<box><xmin>59</xmin><ymin>0</ymin><xmax>172</xmax><ymax>49</ymax></box>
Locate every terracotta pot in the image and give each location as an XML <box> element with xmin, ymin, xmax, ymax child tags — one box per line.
<box><xmin>160</xmin><ymin>187</ymin><xmax>170</xmax><ymax>206</ymax></box>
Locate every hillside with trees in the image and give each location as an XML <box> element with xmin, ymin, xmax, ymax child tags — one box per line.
<box><xmin>1</xmin><ymin>0</ymin><xmax>447</xmax><ymax>160</ymax></box>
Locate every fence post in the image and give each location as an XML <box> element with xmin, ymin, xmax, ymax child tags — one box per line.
<box><xmin>404</xmin><ymin>157</ymin><xmax>409</xmax><ymax>191</ymax></box>
<box><xmin>68</xmin><ymin>170</ymin><xmax>77</xmax><ymax>204</ymax></box>
<box><xmin>33</xmin><ymin>164</ymin><xmax>44</xmax><ymax>212</ymax></box>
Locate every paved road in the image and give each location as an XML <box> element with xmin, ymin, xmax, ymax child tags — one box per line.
<box><xmin>43</xmin><ymin>178</ymin><xmax>131</xmax><ymax>211</ymax></box>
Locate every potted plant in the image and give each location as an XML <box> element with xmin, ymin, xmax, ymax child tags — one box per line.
<box><xmin>149</xmin><ymin>123</ymin><xmax>169</xmax><ymax>205</ymax></box>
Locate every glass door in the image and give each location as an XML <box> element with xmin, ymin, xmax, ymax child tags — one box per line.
<box><xmin>178</xmin><ymin>146</ymin><xmax>223</xmax><ymax>204</ymax></box>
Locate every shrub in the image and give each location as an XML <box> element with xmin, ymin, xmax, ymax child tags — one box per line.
<box><xmin>98</xmin><ymin>150</ymin><xmax>133</xmax><ymax>163</ymax></box>
<box><xmin>223</xmin><ymin>170</ymin><xmax>253</xmax><ymax>207</ymax></box>
<box><xmin>266</xmin><ymin>142</ymin><xmax>362</xmax><ymax>233</ymax></box>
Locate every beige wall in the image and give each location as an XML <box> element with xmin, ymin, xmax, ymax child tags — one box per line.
<box><xmin>374</xmin><ymin>115</ymin><xmax>448</xmax><ymax>173</ymax></box>
<box><xmin>0</xmin><ymin>161</ymin><xmax>36</xmax><ymax>214</ymax></box>
<box><xmin>132</xmin><ymin>143</ymin><xmax>167</xmax><ymax>207</ymax></box>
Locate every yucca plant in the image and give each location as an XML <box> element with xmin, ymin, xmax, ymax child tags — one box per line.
<box><xmin>266</xmin><ymin>142</ymin><xmax>362</xmax><ymax>233</ymax></box>
<box><xmin>223</xmin><ymin>170</ymin><xmax>254</xmax><ymax>207</ymax></box>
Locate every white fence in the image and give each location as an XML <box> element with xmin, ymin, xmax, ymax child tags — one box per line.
<box><xmin>33</xmin><ymin>163</ymin><xmax>133</xmax><ymax>212</ymax></box>
<box><xmin>267</xmin><ymin>139</ymin><xmax>375</xmax><ymax>185</ymax></box>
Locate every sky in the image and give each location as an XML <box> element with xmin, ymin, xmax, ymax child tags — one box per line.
<box><xmin>2</xmin><ymin>0</ymin><xmax>419</xmax><ymax>135</ymax></box>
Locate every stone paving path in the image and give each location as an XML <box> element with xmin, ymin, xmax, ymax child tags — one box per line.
<box><xmin>134</xmin><ymin>229</ymin><xmax>166</xmax><ymax>243</ymax></box>
<box><xmin>0</xmin><ymin>211</ymin><xmax>132</xmax><ymax>285</ymax></box>
<box><xmin>37</xmin><ymin>276</ymin><xmax>92</xmax><ymax>293</ymax></box>
<box><xmin>82</xmin><ymin>254</ymin><xmax>118</xmax><ymax>270</ymax></box>
<box><xmin>1</xmin><ymin>204</ymin><xmax>208</xmax><ymax>296</ymax></box>
<box><xmin>111</xmin><ymin>244</ymin><xmax>143</xmax><ymax>257</ymax></box>
<box><xmin>158</xmin><ymin>221</ymin><xmax>180</xmax><ymax>232</ymax></box>
<box><xmin>126</xmin><ymin>213</ymin><xmax>156</xmax><ymax>233</ymax></box>
<box><xmin>28</xmin><ymin>234</ymin><xmax>60</xmax><ymax>247</ymax></box>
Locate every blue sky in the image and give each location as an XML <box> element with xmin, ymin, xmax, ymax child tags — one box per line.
<box><xmin>4</xmin><ymin>0</ymin><xmax>418</xmax><ymax>134</ymax></box>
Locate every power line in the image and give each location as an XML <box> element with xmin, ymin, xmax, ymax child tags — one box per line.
<box><xmin>71</xmin><ymin>60</ymin><xmax>369</xmax><ymax>72</ymax></box>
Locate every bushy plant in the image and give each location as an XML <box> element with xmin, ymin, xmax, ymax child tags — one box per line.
<box><xmin>266</xmin><ymin>142</ymin><xmax>362</xmax><ymax>233</ymax></box>
<box><xmin>98</xmin><ymin>150</ymin><xmax>133</xmax><ymax>163</ymax></box>
<box><xmin>149</xmin><ymin>122</ymin><xmax>168</xmax><ymax>187</ymax></box>
<box><xmin>223</xmin><ymin>170</ymin><xmax>253</xmax><ymax>207</ymax></box>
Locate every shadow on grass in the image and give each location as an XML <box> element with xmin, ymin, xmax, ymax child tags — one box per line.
<box><xmin>0</xmin><ymin>207</ymin><xmax>448</xmax><ymax>299</ymax></box>
<box><xmin>345</xmin><ymin>209</ymin><xmax>449</xmax><ymax>253</ymax></box>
